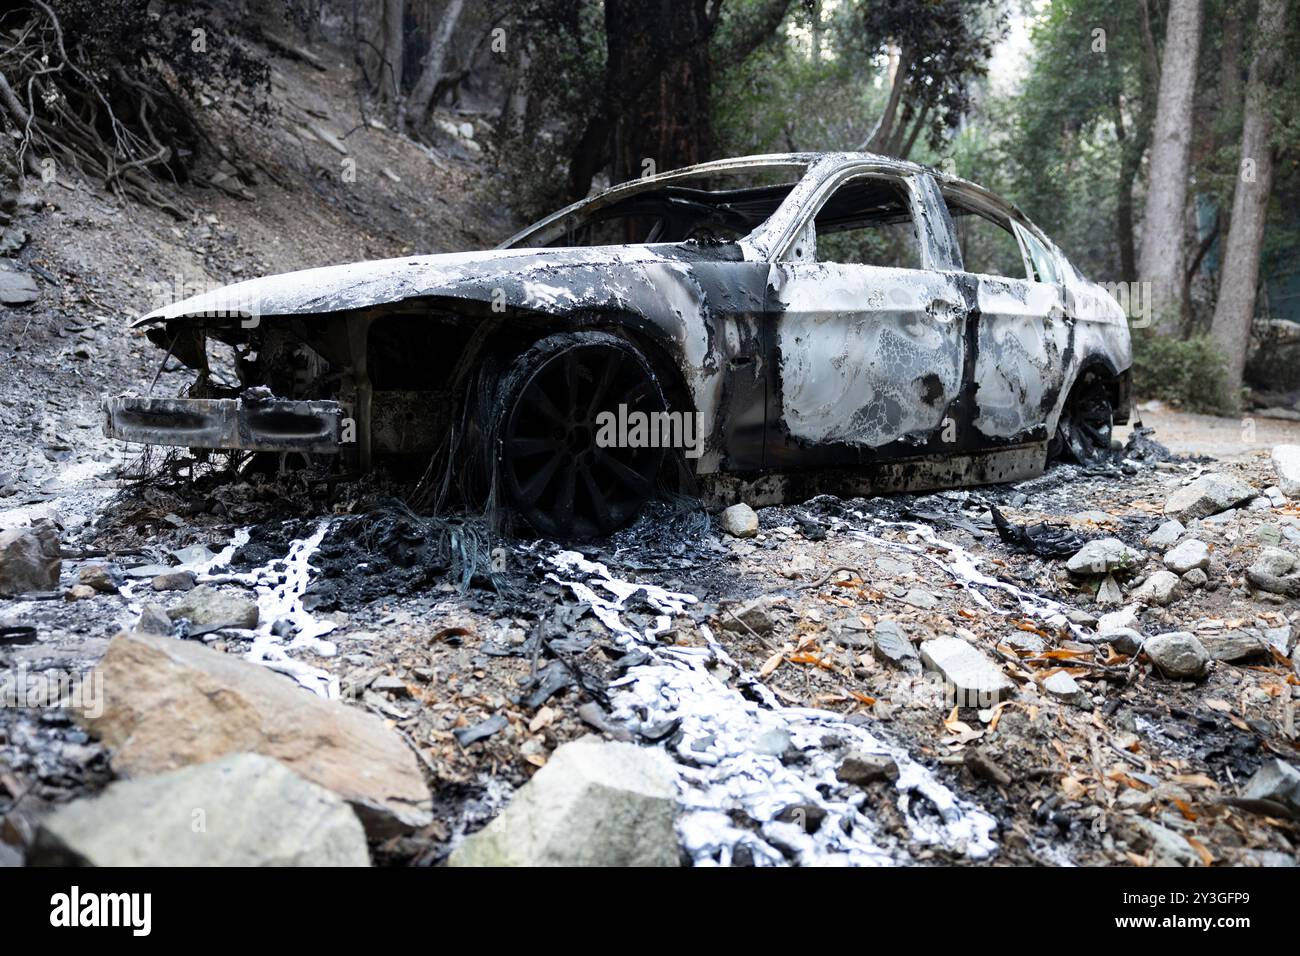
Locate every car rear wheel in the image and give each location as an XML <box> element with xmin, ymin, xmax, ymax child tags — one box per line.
<box><xmin>1050</xmin><ymin>369</ymin><xmax>1114</xmax><ymax>463</ymax></box>
<box><xmin>494</xmin><ymin>332</ymin><xmax>666</xmax><ymax>539</ymax></box>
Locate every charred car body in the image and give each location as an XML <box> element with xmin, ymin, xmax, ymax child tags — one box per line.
<box><xmin>106</xmin><ymin>153</ymin><xmax>1132</xmax><ymax>538</ymax></box>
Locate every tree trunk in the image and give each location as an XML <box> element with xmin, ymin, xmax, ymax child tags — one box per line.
<box><xmin>1113</xmin><ymin>96</ymin><xmax>1138</xmax><ymax>283</ymax></box>
<box><xmin>1208</xmin><ymin>0</ymin><xmax>1288</xmax><ymax>406</ymax></box>
<box><xmin>605</xmin><ymin>0</ymin><xmax>714</xmax><ymax>186</ymax></box>
<box><xmin>404</xmin><ymin>0</ymin><xmax>465</xmax><ymax>131</ymax></box>
<box><xmin>862</xmin><ymin>45</ymin><xmax>910</xmax><ymax>152</ymax></box>
<box><xmin>1137</xmin><ymin>0</ymin><xmax>1202</xmax><ymax>333</ymax></box>
<box><xmin>380</xmin><ymin>0</ymin><xmax>405</xmax><ymax>103</ymax></box>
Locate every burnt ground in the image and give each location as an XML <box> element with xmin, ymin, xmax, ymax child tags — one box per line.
<box><xmin>3</xmin><ymin>41</ymin><xmax>1300</xmax><ymax>870</ymax></box>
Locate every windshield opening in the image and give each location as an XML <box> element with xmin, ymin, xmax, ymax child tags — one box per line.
<box><xmin>505</xmin><ymin>163</ymin><xmax>808</xmax><ymax>249</ymax></box>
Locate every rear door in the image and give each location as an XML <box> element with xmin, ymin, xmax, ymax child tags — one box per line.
<box><xmin>764</xmin><ymin>167</ymin><xmax>969</xmax><ymax>469</ymax></box>
<box><xmin>941</xmin><ymin>187</ymin><xmax>1070</xmax><ymax>445</ymax></box>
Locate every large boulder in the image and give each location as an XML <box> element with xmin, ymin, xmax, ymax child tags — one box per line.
<box><xmin>80</xmin><ymin>631</ymin><xmax>431</xmax><ymax>837</ymax></box>
<box><xmin>1163</xmin><ymin>473</ymin><xmax>1255</xmax><ymax>521</ymax></box>
<box><xmin>718</xmin><ymin>503</ymin><xmax>759</xmax><ymax>538</ymax></box>
<box><xmin>0</xmin><ymin>519</ymin><xmax>61</xmax><ymax>596</ymax></box>
<box><xmin>449</xmin><ymin>736</ymin><xmax>679</xmax><ymax>867</ymax></box>
<box><xmin>30</xmin><ymin>753</ymin><xmax>369</xmax><ymax>866</ymax></box>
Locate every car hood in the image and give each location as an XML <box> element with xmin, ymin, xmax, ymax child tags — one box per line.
<box><xmin>135</xmin><ymin>243</ymin><xmax>736</xmax><ymax>326</ymax></box>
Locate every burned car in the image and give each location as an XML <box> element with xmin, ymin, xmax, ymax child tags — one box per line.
<box><xmin>106</xmin><ymin>152</ymin><xmax>1131</xmax><ymax>538</ymax></box>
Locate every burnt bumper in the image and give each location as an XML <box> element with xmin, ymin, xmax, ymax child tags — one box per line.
<box><xmin>103</xmin><ymin>395</ymin><xmax>343</xmax><ymax>454</ymax></box>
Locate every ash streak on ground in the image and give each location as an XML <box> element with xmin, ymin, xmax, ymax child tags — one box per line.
<box><xmin>546</xmin><ymin>550</ymin><xmax>1000</xmax><ymax>866</ymax></box>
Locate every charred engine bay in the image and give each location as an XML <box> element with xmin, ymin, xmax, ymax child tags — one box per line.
<box><xmin>4</xmin><ymin>421</ymin><xmax>1300</xmax><ymax>869</ymax></box>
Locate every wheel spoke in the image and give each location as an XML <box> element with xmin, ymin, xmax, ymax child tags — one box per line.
<box><xmin>586</xmin><ymin>352</ymin><xmax>623</xmax><ymax>419</ymax></box>
<box><xmin>516</xmin><ymin>452</ymin><xmax>562</xmax><ymax>505</ymax></box>
<box><xmin>526</xmin><ymin>383</ymin><xmax>568</xmax><ymax>427</ymax></box>
<box><xmin>507</xmin><ymin>435</ymin><xmax>560</xmax><ymax>457</ymax></box>
<box><xmin>596</xmin><ymin>447</ymin><xmax>654</xmax><ymax>497</ymax></box>
<box><xmin>581</xmin><ymin>468</ymin><xmax>614</xmax><ymax>534</ymax></box>
<box><xmin>553</xmin><ymin>465</ymin><xmax>577</xmax><ymax>533</ymax></box>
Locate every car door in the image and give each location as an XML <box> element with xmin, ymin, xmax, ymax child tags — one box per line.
<box><xmin>942</xmin><ymin>186</ymin><xmax>1070</xmax><ymax>445</ymax></box>
<box><xmin>764</xmin><ymin>166</ymin><xmax>969</xmax><ymax>469</ymax></box>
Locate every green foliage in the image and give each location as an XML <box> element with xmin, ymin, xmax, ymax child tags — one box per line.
<box><xmin>1130</xmin><ymin>330</ymin><xmax>1230</xmax><ymax>413</ymax></box>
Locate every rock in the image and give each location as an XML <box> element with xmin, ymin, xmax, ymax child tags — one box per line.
<box><xmin>0</xmin><ymin>519</ymin><xmax>61</xmax><ymax>596</ymax></box>
<box><xmin>64</xmin><ymin>584</ymin><xmax>96</xmax><ymax>601</ymax></box>
<box><xmin>1132</xmin><ymin>570</ymin><xmax>1180</xmax><ymax>606</ymax></box>
<box><xmin>1181</xmin><ymin>567</ymin><xmax>1208</xmax><ymax>589</ymax></box>
<box><xmin>78</xmin><ymin>564</ymin><xmax>120</xmax><ymax>594</ymax></box>
<box><xmin>1134</xmin><ymin>819</ymin><xmax>1201</xmax><ymax>867</ymax></box>
<box><xmin>1104</xmin><ymin>628</ymin><xmax>1144</xmax><ymax>657</ymax></box>
<box><xmin>1261</xmin><ymin>624</ymin><xmax>1294</xmax><ymax>657</ymax></box>
<box><xmin>151</xmin><ymin>570</ymin><xmax>196</xmax><ymax>592</ymax></box>
<box><xmin>1246</xmin><ymin>566</ymin><xmax>1300</xmax><ymax>597</ymax></box>
<box><xmin>1198</xmin><ymin>630</ymin><xmax>1267</xmax><ymax>663</ymax></box>
<box><xmin>1095</xmin><ymin>574</ymin><xmax>1123</xmax><ymax>605</ymax></box>
<box><xmin>1251</xmin><ymin>547</ymin><xmax>1296</xmax><ymax>578</ymax></box>
<box><xmin>919</xmin><ymin>636</ymin><xmax>1015</xmax><ymax>706</ymax></box>
<box><xmin>1042</xmin><ymin>670</ymin><xmax>1086</xmax><ymax>705</ymax></box>
<box><xmin>1241</xmin><ymin>759</ymin><xmax>1300</xmax><ymax>815</ymax></box>
<box><xmin>1097</xmin><ymin>604</ymin><xmax>1141</xmax><ymax>635</ymax></box>
<box><xmin>448</xmin><ymin>737</ymin><xmax>678</xmax><ymax>867</ymax></box>
<box><xmin>1272</xmin><ymin>445</ymin><xmax>1300</xmax><ymax>498</ymax></box>
<box><xmin>0</xmin><ymin>260</ymin><xmax>39</xmax><ymax>305</ymax></box>
<box><xmin>1163</xmin><ymin>472</ymin><xmax>1255</xmax><ymax>521</ymax></box>
<box><xmin>81</xmin><ymin>631</ymin><xmax>432</xmax><ymax>837</ymax></box>
<box><xmin>718</xmin><ymin>595</ymin><xmax>778</xmax><ymax>635</ymax></box>
<box><xmin>752</xmin><ymin>726</ymin><xmax>794</xmax><ymax>757</ymax></box>
<box><xmin>29</xmin><ymin>754</ymin><xmax>368</xmax><ymax>866</ymax></box>
<box><xmin>900</xmin><ymin>587</ymin><xmax>938</xmax><ymax>610</ymax></box>
<box><xmin>1163</xmin><ymin>539</ymin><xmax>1210</xmax><ymax>575</ymax></box>
<box><xmin>166</xmin><ymin>585</ymin><xmax>258</xmax><ymax>629</ymax></box>
<box><xmin>1145</xmin><ymin>519</ymin><xmax>1185</xmax><ymax>550</ymax></box>
<box><xmin>963</xmin><ymin>747</ymin><xmax>1012</xmax><ymax>786</ymax></box>
<box><xmin>1116</xmin><ymin>787</ymin><xmax>1154</xmax><ymax>812</ymax></box>
<box><xmin>836</xmin><ymin>752</ymin><xmax>899</xmax><ymax>785</ymax></box>
<box><xmin>871</xmin><ymin>620</ymin><xmax>919</xmax><ymax>668</ymax></box>
<box><xmin>1143</xmin><ymin>631</ymin><xmax>1210</xmax><ymax>679</ymax></box>
<box><xmin>718</xmin><ymin>503</ymin><xmax>758</xmax><ymax>538</ymax></box>
<box><xmin>1065</xmin><ymin>538</ymin><xmax>1144</xmax><ymax>576</ymax></box>
<box><xmin>136</xmin><ymin>604</ymin><xmax>173</xmax><ymax>636</ymax></box>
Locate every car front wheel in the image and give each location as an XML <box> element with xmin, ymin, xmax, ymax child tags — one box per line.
<box><xmin>493</xmin><ymin>332</ymin><xmax>667</xmax><ymax>539</ymax></box>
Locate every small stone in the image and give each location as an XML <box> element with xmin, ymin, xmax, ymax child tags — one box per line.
<box><xmin>919</xmin><ymin>636</ymin><xmax>1015</xmax><ymax>707</ymax></box>
<box><xmin>1097</xmin><ymin>605</ymin><xmax>1141</xmax><ymax>635</ymax></box>
<box><xmin>64</xmin><ymin>584</ymin><xmax>96</xmax><ymax>601</ymax></box>
<box><xmin>1066</xmin><ymin>538</ymin><xmax>1144</xmax><ymax>576</ymax></box>
<box><xmin>1271</xmin><ymin>445</ymin><xmax>1300</xmax><ymax>498</ymax></box>
<box><xmin>718</xmin><ymin>595</ymin><xmax>778</xmax><ymax>635</ymax></box>
<box><xmin>871</xmin><ymin>620</ymin><xmax>919</xmax><ymax>668</ymax></box>
<box><xmin>167</xmin><ymin>584</ymin><xmax>258</xmax><ymax>629</ymax></box>
<box><xmin>718</xmin><ymin>503</ymin><xmax>758</xmax><ymax>538</ymax></box>
<box><xmin>1199</xmin><ymin>630</ymin><xmax>1267</xmax><ymax>663</ymax></box>
<box><xmin>151</xmin><ymin>570</ymin><xmax>197</xmax><ymax>592</ymax></box>
<box><xmin>448</xmin><ymin>737</ymin><xmax>678</xmax><ymax>867</ymax></box>
<box><xmin>1042</xmin><ymin>670</ymin><xmax>1086</xmax><ymax>705</ymax></box>
<box><xmin>1145</xmin><ymin>519</ymin><xmax>1185</xmax><ymax>550</ymax></box>
<box><xmin>0</xmin><ymin>261</ymin><xmax>39</xmax><ymax>305</ymax></box>
<box><xmin>1241</xmin><ymin>759</ymin><xmax>1300</xmax><ymax>814</ymax></box>
<box><xmin>1163</xmin><ymin>539</ymin><xmax>1210</xmax><ymax>574</ymax></box>
<box><xmin>1132</xmin><ymin>570</ymin><xmax>1180</xmax><ymax>606</ymax></box>
<box><xmin>1181</xmin><ymin>567</ymin><xmax>1208</xmax><ymax>588</ymax></box>
<box><xmin>1163</xmin><ymin>472</ymin><xmax>1255</xmax><ymax>521</ymax></box>
<box><xmin>1135</xmin><ymin>819</ymin><xmax>1201</xmax><ymax>867</ymax></box>
<box><xmin>78</xmin><ymin>564</ymin><xmax>120</xmax><ymax>594</ymax></box>
<box><xmin>1116</xmin><ymin>787</ymin><xmax>1154</xmax><ymax>812</ymax></box>
<box><xmin>1143</xmin><ymin>631</ymin><xmax>1210</xmax><ymax>679</ymax></box>
<box><xmin>136</xmin><ymin>604</ymin><xmax>173</xmax><ymax>636</ymax></box>
<box><xmin>1095</xmin><ymin>574</ymin><xmax>1123</xmax><ymax>606</ymax></box>
<box><xmin>836</xmin><ymin>752</ymin><xmax>899</xmax><ymax>785</ymax></box>
<box><xmin>752</xmin><ymin>726</ymin><xmax>793</xmax><ymax>757</ymax></box>
<box><xmin>900</xmin><ymin>587</ymin><xmax>938</xmax><ymax>610</ymax></box>
<box><xmin>1251</xmin><ymin>547</ymin><xmax>1296</xmax><ymax>578</ymax></box>
<box><xmin>1105</xmin><ymin>628</ymin><xmax>1144</xmax><ymax>657</ymax></box>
